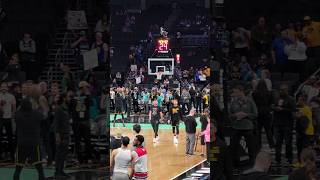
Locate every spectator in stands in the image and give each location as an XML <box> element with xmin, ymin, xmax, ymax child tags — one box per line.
<box><xmin>238</xmin><ymin>151</ymin><xmax>272</xmax><ymax>180</ymax></box>
<box><xmin>14</xmin><ymin>99</ymin><xmax>45</xmax><ymax>180</ymax></box>
<box><xmin>295</xmin><ymin>95</ymin><xmax>314</xmax><ymax>161</ymax></box>
<box><xmin>19</xmin><ymin>33</ymin><xmax>36</xmax><ymax>80</ymax></box>
<box><xmin>199</xmin><ymin>109</ymin><xmax>209</xmax><ymax>157</ymax></box>
<box><xmin>271</xmin><ymin>30</ymin><xmax>292</xmax><ymax>76</ymax></box>
<box><xmin>302</xmin><ymin>16</ymin><xmax>320</xmax><ymax>72</ymax></box>
<box><xmin>6</xmin><ymin>53</ymin><xmax>21</xmax><ymax>82</ymax></box>
<box><xmin>11</xmin><ymin>83</ymin><xmax>22</xmax><ymax>107</ymax></box>
<box><xmin>287</xmin><ymin>21</ymin><xmax>297</xmax><ymax>42</ymax></box>
<box><xmin>272</xmin><ymin>84</ymin><xmax>296</xmax><ymax>165</ymax></box>
<box><xmin>91</xmin><ymin>32</ymin><xmax>107</xmax><ymax>68</ymax></box>
<box><xmin>285</xmin><ymin>34</ymin><xmax>308</xmax><ymax>81</ymax></box>
<box><xmin>181</xmin><ymin>88</ymin><xmax>191</xmax><ymax>114</ymax></box>
<box><xmin>71</xmin><ymin>81</ymin><xmax>93</xmax><ymax>164</ymax></box>
<box><xmin>310</xmin><ymin>99</ymin><xmax>320</xmax><ymax>147</ymax></box>
<box><xmin>232</xmin><ymin>27</ymin><xmax>250</xmax><ymax>58</ymax></box>
<box><xmin>288</xmin><ymin>148</ymin><xmax>318</xmax><ymax>180</ymax></box>
<box><xmin>53</xmin><ymin>92</ymin><xmax>71</xmax><ymax>178</ymax></box>
<box><xmin>251</xmin><ymin>17</ymin><xmax>272</xmax><ymax>57</ymax></box>
<box><xmin>272</xmin><ymin>23</ymin><xmax>282</xmax><ymax>39</ymax></box>
<box><xmin>211</xmin><ymin>121</ymin><xmax>233</xmax><ymax>180</ymax></box>
<box><xmin>0</xmin><ymin>82</ymin><xmax>16</xmax><ymax>162</ymax></box>
<box><xmin>95</xmin><ymin>14</ymin><xmax>109</xmax><ymax>34</ymax></box>
<box><xmin>0</xmin><ymin>40</ymin><xmax>7</xmax><ymax>71</ymax></box>
<box><xmin>60</xmin><ymin>64</ymin><xmax>75</xmax><ymax>92</ymax></box>
<box><xmin>71</xmin><ymin>30</ymin><xmax>90</xmax><ymax>69</ymax></box>
<box><xmin>99</xmin><ymin>86</ymin><xmax>108</xmax><ymax>114</ymax></box>
<box><xmin>302</xmin><ymin>76</ymin><xmax>319</xmax><ymax>103</ymax></box>
<box><xmin>252</xmin><ymin>80</ymin><xmax>274</xmax><ymax>151</ymax></box>
<box><xmin>229</xmin><ymin>85</ymin><xmax>257</xmax><ymax>165</ymax></box>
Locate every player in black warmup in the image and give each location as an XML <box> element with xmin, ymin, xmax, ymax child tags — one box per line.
<box><xmin>149</xmin><ymin>99</ymin><xmax>163</xmax><ymax>143</ymax></box>
<box><xmin>14</xmin><ymin>99</ymin><xmax>45</xmax><ymax>180</ymax></box>
<box><xmin>170</xmin><ymin>99</ymin><xmax>182</xmax><ymax>144</ymax></box>
<box><xmin>113</xmin><ymin>88</ymin><xmax>125</xmax><ymax>127</ymax></box>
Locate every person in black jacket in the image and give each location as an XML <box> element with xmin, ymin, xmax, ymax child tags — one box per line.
<box><xmin>272</xmin><ymin>85</ymin><xmax>296</xmax><ymax>165</ymax></box>
<box><xmin>210</xmin><ymin>122</ymin><xmax>233</xmax><ymax>180</ymax></box>
<box><xmin>184</xmin><ymin>108</ymin><xmax>197</xmax><ymax>156</ymax></box>
<box><xmin>53</xmin><ymin>92</ymin><xmax>72</xmax><ymax>178</ymax></box>
<box><xmin>252</xmin><ymin>80</ymin><xmax>274</xmax><ymax>150</ymax></box>
<box><xmin>238</xmin><ymin>151</ymin><xmax>272</xmax><ymax>180</ymax></box>
<box><xmin>132</xmin><ymin>87</ymin><xmax>140</xmax><ymax>114</ymax></box>
<box><xmin>170</xmin><ymin>99</ymin><xmax>182</xmax><ymax>144</ymax></box>
<box><xmin>14</xmin><ymin>98</ymin><xmax>45</xmax><ymax>180</ymax></box>
<box><xmin>113</xmin><ymin>88</ymin><xmax>125</xmax><ymax>127</ymax></box>
<box><xmin>71</xmin><ymin>81</ymin><xmax>93</xmax><ymax>164</ymax></box>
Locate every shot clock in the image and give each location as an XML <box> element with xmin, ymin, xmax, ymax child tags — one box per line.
<box><xmin>157</xmin><ymin>38</ymin><xmax>169</xmax><ymax>53</ymax></box>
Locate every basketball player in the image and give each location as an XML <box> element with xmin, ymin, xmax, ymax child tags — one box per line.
<box><xmin>113</xmin><ymin>88</ymin><xmax>125</xmax><ymax>127</ymax></box>
<box><xmin>170</xmin><ymin>99</ymin><xmax>182</xmax><ymax>144</ymax></box>
<box><xmin>111</xmin><ymin>136</ymin><xmax>133</xmax><ymax>180</ymax></box>
<box><xmin>149</xmin><ymin>99</ymin><xmax>163</xmax><ymax>143</ymax></box>
<box><xmin>131</xmin><ymin>135</ymin><xmax>148</xmax><ymax>180</ymax></box>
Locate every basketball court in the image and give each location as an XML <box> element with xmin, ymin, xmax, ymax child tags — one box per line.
<box><xmin>110</xmin><ymin>122</ymin><xmax>206</xmax><ymax>180</ymax></box>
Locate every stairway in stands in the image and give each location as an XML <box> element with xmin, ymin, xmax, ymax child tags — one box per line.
<box><xmin>39</xmin><ymin>1</ymin><xmax>107</xmax><ymax>88</ymax></box>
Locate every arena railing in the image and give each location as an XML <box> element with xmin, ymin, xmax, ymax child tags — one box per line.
<box><xmin>294</xmin><ymin>66</ymin><xmax>320</xmax><ymax>99</ymax></box>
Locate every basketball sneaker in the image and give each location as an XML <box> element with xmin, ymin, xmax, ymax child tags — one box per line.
<box><xmin>153</xmin><ymin>138</ymin><xmax>157</xmax><ymax>143</ymax></box>
<box><xmin>174</xmin><ymin>136</ymin><xmax>178</xmax><ymax>144</ymax></box>
<box><xmin>156</xmin><ymin>136</ymin><xmax>160</xmax><ymax>142</ymax></box>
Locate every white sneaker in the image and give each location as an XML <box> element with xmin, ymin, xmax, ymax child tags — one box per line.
<box><xmin>156</xmin><ymin>136</ymin><xmax>160</xmax><ymax>142</ymax></box>
<box><xmin>173</xmin><ymin>136</ymin><xmax>178</xmax><ymax>144</ymax></box>
<box><xmin>153</xmin><ymin>138</ymin><xmax>157</xmax><ymax>143</ymax></box>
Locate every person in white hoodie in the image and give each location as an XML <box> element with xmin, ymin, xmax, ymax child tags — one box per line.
<box><xmin>284</xmin><ymin>35</ymin><xmax>308</xmax><ymax>81</ymax></box>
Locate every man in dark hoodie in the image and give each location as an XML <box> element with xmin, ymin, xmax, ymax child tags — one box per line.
<box><xmin>53</xmin><ymin>92</ymin><xmax>72</xmax><ymax>178</ymax></box>
<box><xmin>238</xmin><ymin>151</ymin><xmax>272</xmax><ymax>180</ymax></box>
<box><xmin>14</xmin><ymin>98</ymin><xmax>45</xmax><ymax>180</ymax></box>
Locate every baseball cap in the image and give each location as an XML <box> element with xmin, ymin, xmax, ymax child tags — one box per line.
<box><xmin>79</xmin><ymin>81</ymin><xmax>90</xmax><ymax>88</ymax></box>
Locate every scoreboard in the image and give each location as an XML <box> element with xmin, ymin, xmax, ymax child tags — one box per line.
<box><xmin>157</xmin><ymin>38</ymin><xmax>169</xmax><ymax>53</ymax></box>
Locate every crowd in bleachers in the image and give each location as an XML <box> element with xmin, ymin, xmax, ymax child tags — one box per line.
<box><xmin>0</xmin><ymin>1</ymin><xmax>109</xmax><ymax>178</ymax></box>
<box><xmin>212</xmin><ymin>15</ymin><xmax>320</xmax><ymax>179</ymax></box>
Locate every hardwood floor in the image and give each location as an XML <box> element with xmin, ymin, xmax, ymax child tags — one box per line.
<box><xmin>110</xmin><ymin>127</ymin><xmax>206</xmax><ymax>180</ymax></box>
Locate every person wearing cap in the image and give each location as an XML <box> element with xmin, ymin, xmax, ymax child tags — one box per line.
<box><xmin>70</xmin><ymin>81</ymin><xmax>93</xmax><ymax>164</ymax></box>
<box><xmin>71</xmin><ymin>30</ymin><xmax>90</xmax><ymax>69</ymax></box>
<box><xmin>303</xmin><ymin>16</ymin><xmax>320</xmax><ymax>71</ymax></box>
<box><xmin>0</xmin><ymin>82</ymin><xmax>16</xmax><ymax>162</ymax></box>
